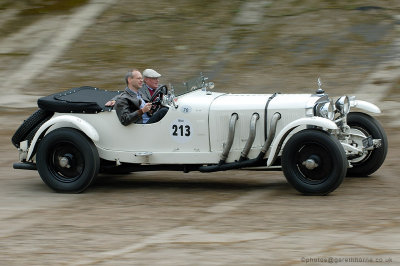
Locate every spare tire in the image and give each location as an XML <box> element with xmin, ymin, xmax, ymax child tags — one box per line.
<box><xmin>11</xmin><ymin>109</ymin><xmax>53</xmax><ymax>148</ymax></box>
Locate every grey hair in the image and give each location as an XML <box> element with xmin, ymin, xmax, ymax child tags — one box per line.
<box><xmin>125</xmin><ymin>69</ymin><xmax>140</xmax><ymax>85</ymax></box>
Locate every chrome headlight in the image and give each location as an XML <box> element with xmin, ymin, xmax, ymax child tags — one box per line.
<box><xmin>316</xmin><ymin>101</ymin><xmax>334</xmax><ymax>120</ymax></box>
<box><xmin>335</xmin><ymin>96</ymin><xmax>350</xmax><ymax>115</ymax></box>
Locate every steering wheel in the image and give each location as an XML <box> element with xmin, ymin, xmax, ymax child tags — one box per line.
<box><xmin>149</xmin><ymin>85</ymin><xmax>168</xmax><ymax>115</ymax></box>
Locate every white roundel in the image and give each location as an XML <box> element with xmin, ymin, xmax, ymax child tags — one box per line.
<box><xmin>170</xmin><ymin>118</ymin><xmax>193</xmax><ymax>143</ymax></box>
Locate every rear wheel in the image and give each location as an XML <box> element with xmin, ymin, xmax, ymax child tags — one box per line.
<box><xmin>282</xmin><ymin>129</ymin><xmax>347</xmax><ymax>195</ymax></box>
<box><xmin>346</xmin><ymin>112</ymin><xmax>388</xmax><ymax>177</ymax></box>
<box><xmin>36</xmin><ymin>128</ymin><xmax>99</xmax><ymax>193</ymax></box>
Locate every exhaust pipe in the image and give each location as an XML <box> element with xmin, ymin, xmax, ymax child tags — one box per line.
<box><xmin>219</xmin><ymin>113</ymin><xmax>239</xmax><ymax>164</ymax></box>
<box><xmin>261</xmin><ymin>112</ymin><xmax>281</xmax><ymax>154</ymax></box>
<box><xmin>239</xmin><ymin>113</ymin><xmax>259</xmax><ymax>161</ymax></box>
<box><xmin>199</xmin><ymin>112</ymin><xmax>281</xmax><ymax>172</ymax></box>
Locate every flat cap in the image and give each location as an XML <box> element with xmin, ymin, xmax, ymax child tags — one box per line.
<box><xmin>143</xmin><ymin>69</ymin><xmax>161</xmax><ymax>78</ymax></box>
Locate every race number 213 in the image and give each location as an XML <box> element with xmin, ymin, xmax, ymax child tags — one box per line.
<box><xmin>170</xmin><ymin>118</ymin><xmax>193</xmax><ymax>143</ymax></box>
<box><xmin>172</xmin><ymin>124</ymin><xmax>190</xmax><ymax>137</ymax></box>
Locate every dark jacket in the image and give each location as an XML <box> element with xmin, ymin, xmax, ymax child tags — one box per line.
<box><xmin>139</xmin><ymin>84</ymin><xmax>166</xmax><ymax>102</ymax></box>
<box><xmin>115</xmin><ymin>88</ymin><xmax>144</xmax><ymax>125</ymax></box>
<box><xmin>139</xmin><ymin>84</ymin><xmax>153</xmax><ymax>102</ymax></box>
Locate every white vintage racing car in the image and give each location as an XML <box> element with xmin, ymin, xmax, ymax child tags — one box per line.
<box><xmin>12</xmin><ymin>74</ymin><xmax>388</xmax><ymax>195</ymax></box>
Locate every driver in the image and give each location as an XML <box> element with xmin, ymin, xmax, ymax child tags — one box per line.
<box><xmin>140</xmin><ymin>68</ymin><xmax>162</xmax><ymax>101</ymax></box>
<box><xmin>115</xmin><ymin>69</ymin><xmax>167</xmax><ymax>125</ymax></box>
<box><xmin>140</xmin><ymin>68</ymin><xmax>169</xmax><ymax>117</ymax></box>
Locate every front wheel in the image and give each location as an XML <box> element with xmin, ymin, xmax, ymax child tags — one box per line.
<box><xmin>36</xmin><ymin>128</ymin><xmax>100</xmax><ymax>193</ymax></box>
<box><xmin>282</xmin><ymin>129</ymin><xmax>347</xmax><ymax>195</ymax></box>
<box><xmin>346</xmin><ymin>112</ymin><xmax>388</xmax><ymax>177</ymax></box>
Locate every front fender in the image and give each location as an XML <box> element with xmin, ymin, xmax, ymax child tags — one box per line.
<box><xmin>350</xmin><ymin>99</ymin><xmax>381</xmax><ymax>114</ymax></box>
<box><xmin>27</xmin><ymin>115</ymin><xmax>99</xmax><ymax>161</ymax></box>
<box><xmin>266</xmin><ymin>117</ymin><xmax>338</xmax><ymax>166</ymax></box>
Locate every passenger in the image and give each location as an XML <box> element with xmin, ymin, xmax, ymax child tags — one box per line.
<box><xmin>115</xmin><ymin>69</ymin><xmax>167</xmax><ymax>125</ymax></box>
<box><xmin>105</xmin><ymin>68</ymin><xmax>164</xmax><ymax>106</ymax></box>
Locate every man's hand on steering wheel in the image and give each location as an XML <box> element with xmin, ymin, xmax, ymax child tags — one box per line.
<box><xmin>149</xmin><ymin>85</ymin><xmax>168</xmax><ymax>115</ymax></box>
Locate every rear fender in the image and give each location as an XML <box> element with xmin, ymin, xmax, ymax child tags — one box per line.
<box><xmin>27</xmin><ymin>115</ymin><xmax>99</xmax><ymax>161</ymax></box>
<box><xmin>266</xmin><ymin>117</ymin><xmax>338</xmax><ymax>166</ymax></box>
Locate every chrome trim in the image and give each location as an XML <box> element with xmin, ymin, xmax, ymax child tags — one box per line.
<box><xmin>335</xmin><ymin>95</ymin><xmax>350</xmax><ymax>115</ymax></box>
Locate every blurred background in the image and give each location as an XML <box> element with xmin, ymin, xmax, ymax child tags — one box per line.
<box><xmin>1</xmin><ymin>0</ymin><xmax>399</xmax><ymax>101</ymax></box>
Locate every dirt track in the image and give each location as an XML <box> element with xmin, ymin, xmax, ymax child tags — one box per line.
<box><xmin>1</xmin><ymin>0</ymin><xmax>400</xmax><ymax>265</ymax></box>
<box><xmin>1</xmin><ymin>114</ymin><xmax>399</xmax><ymax>265</ymax></box>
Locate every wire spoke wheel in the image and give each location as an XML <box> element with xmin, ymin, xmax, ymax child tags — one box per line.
<box><xmin>346</xmin><ymin>112</ymin><xmax>388</xmax><ymax>177</ymax></box>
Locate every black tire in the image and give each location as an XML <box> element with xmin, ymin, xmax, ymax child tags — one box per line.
<box><xmin>25</xmin><ymin>115</ymin><xmax>52</xmax><ymax>145</ymax></box>
<box><xmin>12</xmin><ymin>109</ymin><xmax>53</xmax><ymax>148</ymax></box>
<box><xmin>36</xmin><ymin>128</ymin><xmax>100</xmax><ymax>193</ymax></box>
<box><xmin>346</xmin><ymin>112</ymin><xmax>388</xmax><ymax>177</ymax></box>
<box><xmin>282</xmin><ymin>129</ymin><xmax>347</xmax><ymax>195</ymax></box>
